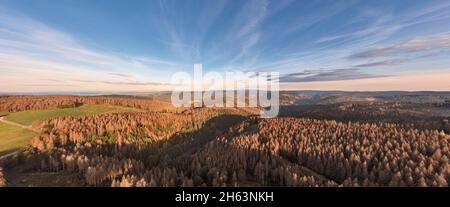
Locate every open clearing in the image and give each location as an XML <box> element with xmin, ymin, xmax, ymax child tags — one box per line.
<box><xmin>4</xmin><ymin>104</ymin><xmax>141</xmax><ymax>125</ymax></box>
<box><xmin>0</xmin><ymin>104</ymin><xmax>140</xmax><ymax>156</ymax></box>
<box><xmin>0</xmin><ymin>122</ymin><xmax>38</xmax><ymax>156</ymax></box>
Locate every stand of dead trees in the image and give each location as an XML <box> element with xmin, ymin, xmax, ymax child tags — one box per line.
<box><xmin>279</xmin><ymin>103</ymin><xmax>450</xmax><ymax>131</ymax></box>
<box><xmin>11</xmin><ymin>111</ymin><xmax>448</xmax><ymax>187</ymax></box>
<box><xmin>230</xmin><ymin>118</ymin><xmax>449</xmax><ymax>187</ymax></box>
<box><xmin>0</xmin><ymin>167</ymin><xmax>7</xmax><ymax>187</ymax></box>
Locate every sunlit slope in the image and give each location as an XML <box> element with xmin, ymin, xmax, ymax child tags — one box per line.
<box><xmin>0</xmin><ymin>122</ymin><xmax>38</xmax><ymax>156</ymax></box>
<box><xmin>5</xmin><ymin>104</ymin><xmax>141</xmax><ymax>125</ymax></box>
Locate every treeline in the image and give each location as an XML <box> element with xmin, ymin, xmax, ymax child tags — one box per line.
<box><xmin>0</xmin><ymin>95</ymin><xmax>174</xmax><ymax>113</ymax></box>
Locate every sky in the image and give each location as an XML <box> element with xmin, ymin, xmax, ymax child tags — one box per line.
<box><xmin>1</xmin><ymin>0</ymin><xmax>450</xmax><ymax>92</ymax></box>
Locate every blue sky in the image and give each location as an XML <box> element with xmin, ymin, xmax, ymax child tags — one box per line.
<box><xmin>1</xmin><ymin>0</ymin><xmax>450</xmax><ymax>92</ymax></box>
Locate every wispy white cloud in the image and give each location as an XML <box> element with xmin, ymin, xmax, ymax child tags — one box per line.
<box><xmin>279</xmin><ymin>68</ymin><xmax>387</xmax><ymax>83</ymax></box>
<box><xmin>109</xmin><ymin>72</ymin><xmax>134</xmax><ymax>78</ymax></box>
<box><xmin>331</xmin><ymin>3</ymin><xmax>449</xmax><ymax>50</ymax></box>
<box><xmin>228</xmin><ymin>33</ymin><xmax>261</xmax><ymax>64</ymax></box>
<box><xmin>76</xmin><ymin>80</ymin><xmax>171</xmax><ymax>86</ymax></box>
<box><xmin>353</xmin><ymin>59</ymin><xmax>403</xmax><ymax>67</ymax></box>
<box><xmin>281</xmin><ymin>1</ymin><xmax>356</xmax><ymax>37</ymax></box>
<box><xmin>0</xmin><ymin>9</ymin><xmax>181</xmax><ymax>92</ymax></box>
<box><xmin>270</xmin><ymin>2</ymin><xmax>450</xmax><ymax>80</ymax></box>
<box><xmin>349</xmin><ymin>34</ymin><xmax>450</xmax><ymax>59</ymax></box>
<box><xmin>1</xmin><ymin>1</ymin><xmax>450</xmax><ymax>92</ymax></box>
<box><xmin>235</xmin><ymin>0</ymin><xmax>268</xmax><ymax>38</ymax></box>
<box><xmin>281</xmin><ymin>70</ymin><xmax>450</xmax><ymax>91</ymax></box>
<box><xmin>222</xmin><ymin>0</ymin><xmax>268</xmax><ymax>67</ymax></box>
<box><xmin>317</xmin><ymin>2</ymin><xmax>450</xmax><ymax>48</ymax></box>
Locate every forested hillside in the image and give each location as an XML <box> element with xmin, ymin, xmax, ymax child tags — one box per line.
<box><xmin>0</xmin><ymin>96</ymin><xmax>174</xmax><ymax>113</ymax></box>
<box><xmin>1</xmin><ymin>95</ymin><xmax>449</xmax><ymax>187</ymax></box>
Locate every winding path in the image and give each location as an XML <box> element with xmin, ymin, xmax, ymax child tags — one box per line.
<box><xmin>0</xmin><ymin>117</ymin><xmax>39</xmax><ymax>133</ymax></box>
<box><xmin>0</xmin><ymin>116</ymin><xmax>41</xmax><ymax>160</ymax></box>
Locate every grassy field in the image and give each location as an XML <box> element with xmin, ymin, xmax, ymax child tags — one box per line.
<box><xmin>5</xmin><ymin>104</ymin><xmax>140</xmax><ymax>125</ymax></box>
<box><xmin>0</xmin><ymin>104</ymin><xmax>140</xmax><ymax>155</ymax></box>
<box><xmin>0</xmin><ymin>122</ymin><xmax>38</xmax><ymax>156</ymax></box>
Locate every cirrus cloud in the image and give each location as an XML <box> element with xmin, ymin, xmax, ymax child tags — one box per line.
<box><xmin>349</xmin><ymin>34</ymin><xmax>450</xmax><ymax>59</ymax></box>
<box><xmin>353</xmin><ymin>59</ymin><xmax>403</xmax><ymax>67</ymax></box>
<box><xmin>279</xmin><ymin>68</ymin><xmax>388</xmax><ymax>83</ymax></box>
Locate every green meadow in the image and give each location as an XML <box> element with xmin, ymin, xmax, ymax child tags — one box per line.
<box><xmin>0</xmin><ymin>104</ymin><xmax>141</xmax><ymax>155</ymax></box>
<box><xmin>0</xmin><ymin>122</ymin><xmax>38</xmax><ymax>156</ymax></box>
<box><xmin>5</xmin><ymin>104</ymin><xmax>140</xmax><ymax>125</ymax></box>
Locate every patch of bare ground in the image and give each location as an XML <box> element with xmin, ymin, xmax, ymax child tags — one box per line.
<box><xmin>4</xmin><ymin>166</ymin><xmax>84</xmax><ymax>187</ymax></box>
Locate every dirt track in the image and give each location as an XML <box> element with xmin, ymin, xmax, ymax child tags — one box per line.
<box><xmin>0</xmin><ymin>116</ymin><xmax>40</xmax><ymax>160</ymax></box>
<box><xmin>0</xmin><ymin>117</ymin><xmax>39</xmax><ymax>133</ymax></box>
